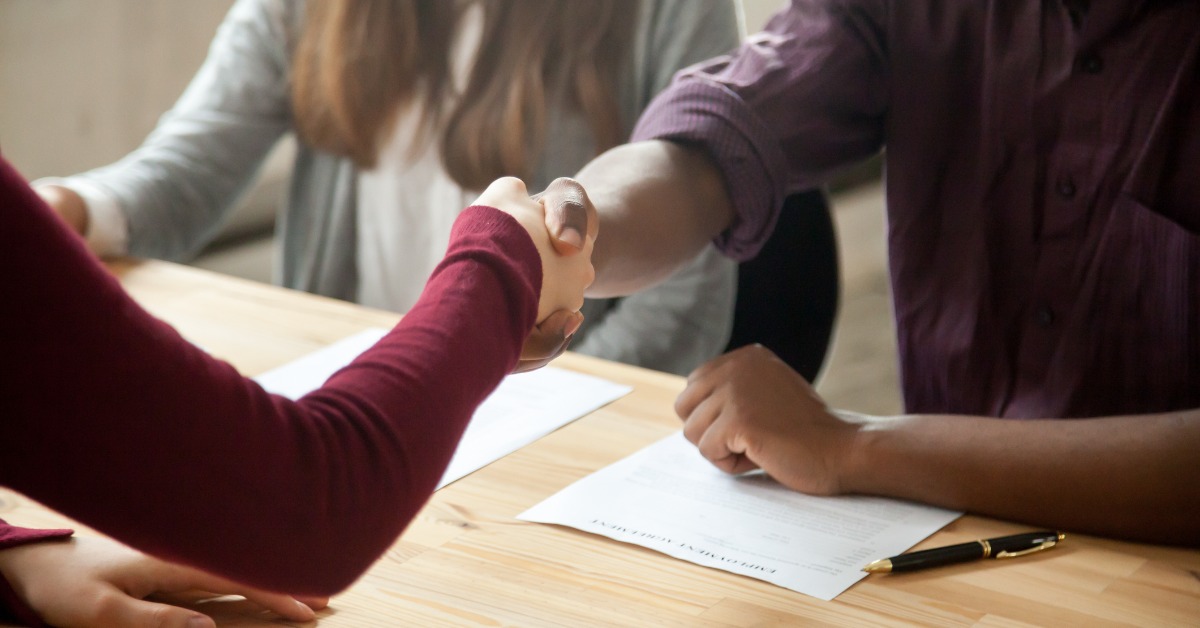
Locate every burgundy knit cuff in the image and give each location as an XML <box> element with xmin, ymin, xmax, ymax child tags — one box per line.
<box><xmin>454</xmin><ymin>204</ymin><xmax>543</xmax><ymax>293</ymax></box>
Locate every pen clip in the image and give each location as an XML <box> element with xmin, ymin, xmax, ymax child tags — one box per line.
<box><xmin>995</xmin><ymin>539</ymin><xmax>1059</xmax><ymax>559</ymax></box>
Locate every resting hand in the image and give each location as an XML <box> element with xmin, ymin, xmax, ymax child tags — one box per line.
<box><xmin>34</xmin><ymin>184</ymin><xmax>89</xmax><ymax>235</ymax></box>
<box><xmin>0</xmin><ymin>535</ymin><xmax>327</xmax><ymax>627</ymax></box>
<box><xmin>674</xmin><ymin>344</ymin><xmax>861</xmax><ymax>495</ymax></box>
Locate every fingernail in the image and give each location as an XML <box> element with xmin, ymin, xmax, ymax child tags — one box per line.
<box><xmin>557</xmin><ymin>226</ymin><xmax>584</xmax><ymax>250</ymax></box>
<box><xmin>565</xmin><ymin>315</ymin><xmax>583</xmax><ymax>337</ymax></box>
<box><xmin>293</xmin><ymin>599</ymin><xmax>316</xmax><ymax>620</ymax></box>
<box><xmin>188</xmin><ymin>616</ymin><xmax>212</xmax><ymax>628</ymax></box>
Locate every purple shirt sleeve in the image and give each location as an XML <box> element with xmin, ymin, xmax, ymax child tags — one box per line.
<box><xmin>632</xmin><ymin>0</ymin><xmax>889</xmax><ymax>261</ymax></box>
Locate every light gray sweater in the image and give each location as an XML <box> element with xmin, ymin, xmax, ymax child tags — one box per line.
<box><xmin>66</xmin><ymin>0</ymin><xmax>741</xmax><ymax>375</ymax></box>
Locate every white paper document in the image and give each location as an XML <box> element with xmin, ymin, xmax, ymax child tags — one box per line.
<box><xmin>519</xmin><ymin>432</ymin><xmax>961</xmax><ymax>600</ymax></box>
<box><xmin>255</xmin><ymin>328</ymin><xmax>632</xmax><ymax>488</ymax></box>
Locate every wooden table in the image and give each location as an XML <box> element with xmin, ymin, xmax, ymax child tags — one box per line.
<box><xmin>3</xmin><ymin>260</ymin><xmax>1198</xmax><ymax>626</ymax></box>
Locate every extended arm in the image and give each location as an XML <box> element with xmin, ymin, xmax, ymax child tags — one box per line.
<box><xmin>0</xmin><ymin>161</ymin><xmax>554</xmax><ymax>595</ymax></box>
<box><xmin>573</xmin><ymin>141</ymin><xmax>735</xmax><ymax>297</ymax></box>
<box><xmin>544</xmin><ymin>3</ymin><xmax>888</xmax><ymax>298</ymax></box>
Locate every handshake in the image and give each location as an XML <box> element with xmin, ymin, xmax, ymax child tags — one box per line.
<box><xmin>473</xmin><ymin>177</ymin><xmax>599</xmax><ymax>372</ymax></box>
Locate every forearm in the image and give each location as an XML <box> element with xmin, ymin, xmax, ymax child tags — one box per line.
<box><xmin>576</xmin><ymin>140</ymin><xmax>735</xmax><ymax>297</ymax></box>
<box><xmin>845</xmin><ymin>410</ymin><xmax>1200</xmax><ymax>546</ymax></box>
<box><xmin>3</xmin><ymin>156</ymin><xmax>539</xmax><ymax>594</ymax></box>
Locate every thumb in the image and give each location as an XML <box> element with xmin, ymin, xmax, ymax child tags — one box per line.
<box><xmin>533</xmin><ymin>177</ymin><xmax>598</xmax><ymax>255</ymax></box>
<box><xmin>92</xmin><ymin>591</ymin><xmax>215</xmax><ymax>628</ymax></box>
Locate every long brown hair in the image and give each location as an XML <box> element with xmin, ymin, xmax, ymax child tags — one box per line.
<box><xmin>291</xmin><ymin>0</ymin><xmax>637</xmax><ymax>190</ymax></box>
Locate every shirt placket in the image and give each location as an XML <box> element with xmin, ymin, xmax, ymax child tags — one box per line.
<box><xmin>1008</xmin><ymin>6</ymin><xmax>1112</xmax><ymax>416</ymax></box>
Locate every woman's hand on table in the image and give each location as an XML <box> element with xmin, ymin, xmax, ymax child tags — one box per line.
<box><xmin>0</xmin><ymin>535</ymin><xmax>326</xmax><ymax>627</ymax></box>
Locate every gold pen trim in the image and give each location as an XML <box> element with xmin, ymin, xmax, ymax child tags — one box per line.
<box><xmin>995</xmin><ymin>539</ymin><xmax>1059</xmax><ymax>559</ymax></box>
<box><xmin>978</xmin><ymin>539</ymin><xmax>991</xmax><ymax>558</ymax></box>
<box><xmin>861</xmin><ymin>558</ymin><xmax>892</xmax><ymax>574</ymax></box>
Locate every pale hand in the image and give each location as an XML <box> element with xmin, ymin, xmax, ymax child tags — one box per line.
<box><xmin>674</xmin><ymin>344</ymin><xmax>861</xmax><ymax>495</ymax></box>
<box><xmin>0</xmin><ymin>535</ymin><xmax>327</xmax><ymax>627</ymax></box>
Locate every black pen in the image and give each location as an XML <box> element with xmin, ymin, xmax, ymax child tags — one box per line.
<box><xmin>862</xmin><ymin>531</ymin><xmax>1065</xmax><ymax>574</ymax></box>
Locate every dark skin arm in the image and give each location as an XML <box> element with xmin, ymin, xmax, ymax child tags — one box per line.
<box><xmin>676</xmin><ymin>345</ymin><xmax>1200</xmax><ymax>547</ymax></box>
<box><xmin>520</xmin><ymin>141</ymin><xmax>731</xmax><ymax>366</ymax></box>
<box><xmin>543</xmin><ymin>141</ymin><xmax>735</xmax><ymax>298</ymax></box>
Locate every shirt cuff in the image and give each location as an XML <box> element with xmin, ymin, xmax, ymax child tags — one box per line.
<box><xmin>631</xmin><ymin>79</ymin><xmax>789</xmax><ymax>262</ymax></box>
<box><xmin>32</xmin><ymin>177</ymin><xmax>130</xmax><ymax>257</ymax></box>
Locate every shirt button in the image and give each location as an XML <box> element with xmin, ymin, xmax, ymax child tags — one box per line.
<box><xmin>1057</xmin><ymin>179</ymin><xmax>1077</xmax><ymax>199</ymax></box>
<box><xmin>1079</xmin><ymin>54</ymin><xmax>1104</xmax><ymax>74</ymax></box>
<box><xmin>1035</xmin><ymin>305</ymin><xmax>1056</xmax><ymax>328</ymax></box>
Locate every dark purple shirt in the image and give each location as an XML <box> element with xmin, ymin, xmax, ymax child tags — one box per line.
<box><xmin>633</xmin><ymin>0</ymin><xmax>1199</xmax><ymax>418</ymax></box>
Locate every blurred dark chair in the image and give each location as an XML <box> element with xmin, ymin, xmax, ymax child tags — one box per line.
<box><xmin>724</xmin><ymin>190</ymin><xmax>839</xmax><ymax>382</ymax></box>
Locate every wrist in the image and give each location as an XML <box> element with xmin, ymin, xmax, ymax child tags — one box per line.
<box><xmin>836</xmin><ymin>415</ymin><xmax>897</xmax><ymax>495</ymax></box>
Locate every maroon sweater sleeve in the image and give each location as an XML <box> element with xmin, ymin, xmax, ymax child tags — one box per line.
<box><xmin>0</xmin><ymin>156</ymin><xmax>540</xmax><ymax>595</ymax></box>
